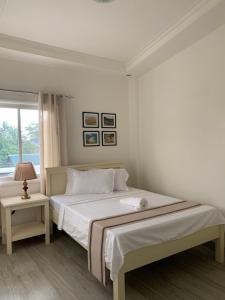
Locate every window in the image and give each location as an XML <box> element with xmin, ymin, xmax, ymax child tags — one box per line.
<box><xmin>0</xmin><ymin>106</ymin><xmax>39</xmax><ymax>177</ymax></box>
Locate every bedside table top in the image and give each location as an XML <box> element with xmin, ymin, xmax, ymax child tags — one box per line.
<box><xmin>1</xmin><ymin>193</ymin><xmax>49</xmax><ymax>208</ymax></box>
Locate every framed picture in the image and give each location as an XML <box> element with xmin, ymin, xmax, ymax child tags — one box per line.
<box><xmin>101</xmin><ymin>113</ymin><xmax>116</xmax><ymax>128</ymax></box>
<box><xmin>83</xmin><ymin>131</ymin><xmax>100</xmax><ymax>147</ymax></box>
<box><xmin>82</xmin><ymin>112</ymin><xmax>99</xmax><ymax>128</ymax></box>
<box><xmin>102</xmin><ymin>131</ymin><xmax>117</xmax><ymax>146</ymax></box>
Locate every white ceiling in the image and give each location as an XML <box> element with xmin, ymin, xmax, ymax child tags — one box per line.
<box><xmin>0</xmin><ymin>0</ymin><xmax>201</xmax><ymax>62</ymax></box>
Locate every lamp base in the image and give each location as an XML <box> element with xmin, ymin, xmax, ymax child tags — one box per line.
<box><xmin>21</xmin><ymin>195</ymin><xmax>31</xmax><ymax>200</ymax></box>
<box><xmin>21</xmin><ymin>179</ymin><xmax>31</xmax><ymax>200</ymax></box>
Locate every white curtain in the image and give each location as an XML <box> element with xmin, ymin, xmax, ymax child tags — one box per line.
<box><xmin>38</xmin><ymin>93</ymin><xmax>68</xmax><ymax>193</ymax></box>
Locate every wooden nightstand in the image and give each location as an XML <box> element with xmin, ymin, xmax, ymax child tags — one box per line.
<box><xmin>1</xmin><ymin>193</ymin><xmax>50</xmax><ymax>255</ymax></box>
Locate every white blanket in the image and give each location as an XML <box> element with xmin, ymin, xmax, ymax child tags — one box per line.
<box><xmin>50</xmin><ymin>188</ymin><xmax>225</xmax><ymax>281</ymax></box>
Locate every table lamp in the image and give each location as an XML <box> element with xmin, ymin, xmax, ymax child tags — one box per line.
<box><xmin>14</xmin><ymin>162</ymin><xmax>37</xmax><ymax>199</ymax></box>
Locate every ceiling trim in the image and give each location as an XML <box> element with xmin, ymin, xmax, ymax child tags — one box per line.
<box><xmin>0</xmin><ymin>0</ymin><xmax>224</xmax><ymax>76</ymax></box>
<box><xmin>126</xmin><ymin>0</ymin><xmax>225</xmax><ymax>75</ymax></box>
<box><xmin>0</xmin><ymin>33</ymin><xmax>125</xmax><ymax>75</ymax></box>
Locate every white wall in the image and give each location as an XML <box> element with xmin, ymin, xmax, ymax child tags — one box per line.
<box><xmin>0</xmin><ymin>59</ymin><xmax>129</xmax><ymax>166</ymax></box>
<box><xmin>135</xmin><ymin>24</ymin><xmax>225</xmax><ymax>211</ymax></box>
<box><xmin>0</xmin><ymin>58</ymin><xmax>129</xmax><ymax>225</ymax></box>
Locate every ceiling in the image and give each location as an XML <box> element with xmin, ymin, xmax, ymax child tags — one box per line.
<box><xmin>0</xmin><ymin>0</ymin><xmax>224</xmax><ymax>75</ymax></box>
<box><xmin>0</xmin><ymin>0</ymin><xmax>201</xmax><ymax>62</ymax></box>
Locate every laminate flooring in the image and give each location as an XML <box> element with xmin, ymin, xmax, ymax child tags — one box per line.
<box><xmin>0</xmin><ymin>230</ymin><xmax>225</xmax><ymax>300</ymax></box>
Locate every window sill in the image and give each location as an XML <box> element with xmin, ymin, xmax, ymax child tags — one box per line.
<box><xmin>0</xmin><ymin>176</ymin><xmax>40</xmax><ymax>185</ymax></box>
<box><xmin>0</xmin><ymin>175</ymin><xmax>14</xmax><ymax>182</ymax></box>
<box><xmin>0</xmin><ymin>166</ymin><xmax>40</xmax><ymax>179</ymax></box>
<box><xmin>0</xmin><ymin>177</ymin><xmax>40</xmax><ymax>198</ymax></box>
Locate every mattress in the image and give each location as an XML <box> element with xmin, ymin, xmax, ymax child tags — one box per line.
<box><xmin>50</xmin><ymin>188</ymin><xmax>225</xmax><ymax>280</ymax></box>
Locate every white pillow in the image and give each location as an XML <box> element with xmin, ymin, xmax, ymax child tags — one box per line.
<box><xmin>113</xmin><ymin>168</ymin><xmax>129</xmax><ymax>191</ymax></box>
<box><xmin>65</xmin><ymin>168</ymin><xmax>114</xmax><ymax>195</ymax></box>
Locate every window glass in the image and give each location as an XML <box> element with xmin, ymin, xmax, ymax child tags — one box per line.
<box><xmin>0</xmin><ymin>108</ymin><xmax>19</xmax><ymax>176</ymax></box>
<box><xmin>21</xmin><ymin>109</ymin><xmax>40</xmax><ymax>174</ymax></box>
<box><xmin>0</xmin><ymin>107</ymin><xmax>40</xmax><ymax>177</ymax></box>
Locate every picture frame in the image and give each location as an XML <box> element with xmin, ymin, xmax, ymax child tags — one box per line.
<box><xmin>102</xmin><ymin>131</ymin><xmax>117</xmax><ymax>146</ymax></box>
<box><xmin>82</xmin><ymin>112</ymin><xmax>99</xmax><ymax>128</ymax></box>
<box><xmin>101</xmin><ymin>113</ymin><xmax>116</xmax><ymax>128</ymax></box>
<box><xmin>83</xmin><ymin>131</ymin><xmax>100</xmax><ymax>147</ymax></box>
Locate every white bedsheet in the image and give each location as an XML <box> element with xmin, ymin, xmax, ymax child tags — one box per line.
<box><xmin>50</xmin><ymin>188</ymin><xmax>225</xmax><ymax>281</ymax></box>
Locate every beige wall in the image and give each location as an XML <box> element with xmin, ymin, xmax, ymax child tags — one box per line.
<box><xmin>135</xmin><ymin>24</ymin><xmax>225</xmax><ymax>211</ymax></box>
<box><xmin>0</xmin><ymin>59</ymin><xmax>129</xmax><ymax>166</ymax></box>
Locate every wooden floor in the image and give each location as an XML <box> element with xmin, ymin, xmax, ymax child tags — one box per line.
<box><xmin>0</xmin><ymin>231</ymin><xmax>225</xmax><ymax>300</ymax></box>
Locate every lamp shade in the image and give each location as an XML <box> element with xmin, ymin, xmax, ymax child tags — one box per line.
<box><xmin>14</xmin><ymin>162</ymin><xmax>37</xmax><ymax>181</ymax></box>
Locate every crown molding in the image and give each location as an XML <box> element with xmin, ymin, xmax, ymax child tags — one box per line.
<box><xmin>126</xmin><ymin>0</ymin><xmax>225</xmax><ymax>75</ymax></box>
<box><xmin>0</xmin><ymin>0</ymin><xmax>224</xmax><ymax>76</ymax></box>
<box><xmin>0</xmin><ymin>33</ymin><xmax>125</xmax><ymax>75</ymax></box>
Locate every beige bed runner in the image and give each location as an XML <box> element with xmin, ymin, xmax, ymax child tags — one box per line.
<box><xmin>88</xmin><ymin>200</ymin><xmax>201</xmax><ymax>285</ymax></box>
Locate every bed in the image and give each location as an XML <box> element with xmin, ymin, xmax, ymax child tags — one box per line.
<box><xmin>46</xmin><ymin>162</ymin><xmax>225</xmax><ymax>300</ymax></box>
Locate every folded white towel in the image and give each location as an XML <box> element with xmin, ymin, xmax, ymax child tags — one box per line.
<box><xmin>120</xmin><ymin>197</ymin><xmax>147</xmax><ymax>210</ymax></box>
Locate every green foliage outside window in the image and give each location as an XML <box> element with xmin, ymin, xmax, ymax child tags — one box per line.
<box><xmin>0</xmin><ymin>122</ymin><xmax>39</xmax><ymax>168</ymax></box>
<box><xmin>0</xmin><ymin>122</ymin><xmax>18</xmax><ymax>167</ymax></box>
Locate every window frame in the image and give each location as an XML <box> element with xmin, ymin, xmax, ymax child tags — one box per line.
<box><xmin>0</xmin><ymin>103</ymin><xmax>39</xmax><ymax>177</ymax></box>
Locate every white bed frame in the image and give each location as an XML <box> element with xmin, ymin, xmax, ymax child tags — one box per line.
<box><xmin>46</xmin><ymin>162</ymin><xmax>224</xmax><ymax>300</ymax></box>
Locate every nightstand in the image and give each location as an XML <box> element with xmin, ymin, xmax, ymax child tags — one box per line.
<box><xmin>1</xmin><ymin>193</ymin><xmax>50</xmax><ymax>255</ymax></box>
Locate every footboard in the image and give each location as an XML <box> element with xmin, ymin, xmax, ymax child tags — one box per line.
<box><xmin>50</xmin><ymin>204</ymin><xmax>224</xmax><ymax>300</ymax></box>
<box><xmin>113</xmin><ymin>224</ymin><xmax>224</xmax><ymax>300</ymax></box>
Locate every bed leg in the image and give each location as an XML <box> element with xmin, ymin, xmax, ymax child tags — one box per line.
<box><xmin>215</xmin><ymin>225</ymin><xmax>224</xmax><ymax>264</ymax></box>
<box><xmin>113</xmin><ymin>271</ymin><xmax>125</xmax><ymax>300</ymax></box>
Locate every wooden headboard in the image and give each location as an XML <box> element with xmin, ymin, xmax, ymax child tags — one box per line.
<box><xmin>45</xmin><ymin>161</ymin><xmax>123</xmax><ymax>196</ymax></box>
